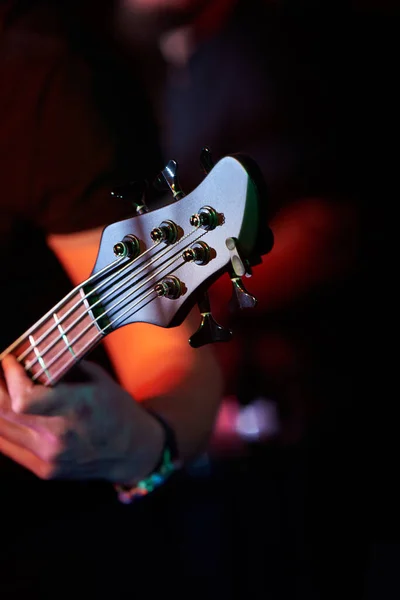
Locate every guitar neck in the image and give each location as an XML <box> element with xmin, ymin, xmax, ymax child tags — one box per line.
<box><xmin>0</xmin><ymin>284</ymin><xmax>105</xmax><ymax>386</ymax></box>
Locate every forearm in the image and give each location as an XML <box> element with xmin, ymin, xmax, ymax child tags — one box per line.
<box><xmin>142</xmin><ymin>342</ymin><xmax>223</xmax><ymax>462</ymax></box>
<box><xmin>103</xmin><ymin>311</ymin><xmax>223</xmax><ymax>465</ymax></box>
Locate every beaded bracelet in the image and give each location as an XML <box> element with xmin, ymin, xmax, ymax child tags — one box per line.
<box><xmin>115</xmin><ymin>412</ymin><xmax>181</xmax><ymax>504</ymax></box>
<box><xmin>115</xmin><ymin>447</ymin><xmax>181</xmax><ymax>504</ymax></box>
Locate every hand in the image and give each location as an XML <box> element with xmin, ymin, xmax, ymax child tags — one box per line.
<box><xmin>0</xmin><ymin>355</ymin><xmax>164</xmax><ymax>483</ymax></box>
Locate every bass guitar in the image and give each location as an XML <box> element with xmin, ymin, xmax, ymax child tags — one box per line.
<box><xmin>0</xmin><ymin>151</ymin><xmax>272</xmax><ymax>385</ymax></box>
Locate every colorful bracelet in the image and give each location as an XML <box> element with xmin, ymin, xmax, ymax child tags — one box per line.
<box><xmin>115</xmin><ymin>412</ymin><xmax>181</xmax><ymax>504</ymax></box>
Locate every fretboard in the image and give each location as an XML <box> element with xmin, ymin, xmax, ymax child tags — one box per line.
<box><xmin>0</xmin><ymin>286</ymin><xmax>104</xmax><ymax>385</ymax></box>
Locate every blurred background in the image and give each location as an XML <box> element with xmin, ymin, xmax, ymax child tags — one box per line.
<box><xmin>1</xmin><ymin>0</ymin><xmax>397</xmax><ymax>598</ymax></box>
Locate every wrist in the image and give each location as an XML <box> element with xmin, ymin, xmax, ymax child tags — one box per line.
<box><xmin>123</xmin><ymin>411</ymin><xmax>165</xmax><ymax>485</ymax></box>
<box><xmin>115</xmin><ymin>410</ymin><xmax>181</xmax><ymax>504</ymax></box>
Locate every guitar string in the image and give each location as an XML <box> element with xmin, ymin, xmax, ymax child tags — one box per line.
<box><xmin>0</xmin><ymin>254</ymin><xmax>123</xmax><ymax>361</ymax></box>
<box><xmin>39</xmin><ymin>267</ymin><xmax>181</xmax><ymax>385</ymax></box>
<box><xmin>28</xmin><ymin>229</ymin><xmax>208</xmax><ymax>382</ymax></box>
<box><xmin>1</xmin><ymin>242</ymin><xmax>162</xmax><ymax>363</ymax></box>
<box><xmin>6</xmin><ymin>223</ymin><xmax>200</xmax><ymax>371</ymax></box>
<box><xmin>21</xmin><ymin>246</ymin><xmax>167</xmax><ymax>370</ymax></box>
<box><xmin>22</xmin><ymin>226</ymin><xmax>204</xmax><ymax>373</ymax></box>
<box><xmin>14</xmin><ymin>243</ymin><xmax>160</xmax><ymax>364</ymax></box>
<box><xmin>31</xmin><ymin>256</ymin><xmax>188</xmax><ymax>385</ymax></box>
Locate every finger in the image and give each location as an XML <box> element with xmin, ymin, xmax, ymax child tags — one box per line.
<box><xmin>11</xmin><ymin>388</ymin><xmax>62</xmax><ymax>416</ymax></box>
<box><xmin>0</xmin><ymin>390</ymin><xmax>10</xmax><ymax>411</ymax></box>
<box><xmin>0</xmin><ymin>434</ymin><xmax>52</xmax><ymax>480</ymax></box>
<box><xmin>0</xmin><ymin>368</ymin><xmax>10</xmax><ymax>410</ymax></box>
<box><xmin>1</xmin><ymin>355</ymin><xmax>62</xmax><ymax>415</ymax></box>
<box><xmin>0</xmin><ymin>413</ymin><xmax>65</xmax><ymax>463</ymax></box>
<box><xmin>2</xmin><ymin>354</ymin><xmax>35</xmax><ymax>401</ymax></box>
<box><xmin>0</xmin><ymin>362</ymin><xmax>8</xmax><ymax>392</ymax></box>
<box><xmin>0</xmin><ymin>413</ymin><xmax>33</xmax><ymax>446</ymax></box>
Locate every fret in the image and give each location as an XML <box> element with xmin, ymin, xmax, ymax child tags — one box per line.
<box><xmin>53</xmin><ymin>312</ymin><xmax>76</xmax><ymax>357</ymax></box>
<box><xmin>28</xmin><ymin>334</ymin><xmax>54</xmax><ymax>385</ymax></box>
<box><xmin>3</xmin><ymin>288</ymin><xmax>104</xmax><ymax>385</ymax></box>
<box><xmin>0</xmin><ymin>231</ymin><xmax>133</xmax><ymax>385</ymax></box>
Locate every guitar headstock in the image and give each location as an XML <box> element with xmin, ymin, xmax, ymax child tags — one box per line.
<box><xmin>87</xmin><ymin>153</ymin><xmax>272</xmax><ymax>347</ymax></box>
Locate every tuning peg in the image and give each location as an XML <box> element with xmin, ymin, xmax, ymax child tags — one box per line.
<box><xmin>200</xmin><ymin>146</ymin><xmax>214</xmax><ymax>175</ymax></box>
<box><xmin>189</xmin><ymin>292</ymin><xmax>232</xmax><ymax>348</ymax></box>
<box><xmin>153</xmin><ymin>159</ymin><xmax>184</xmax><ymax>200</ymax></box>
<box><xmin>229</xmin><ymin>275</ymin><xmax>257</xmax><ymax>312</ymax></box>
<box><xmin>111</xmin><ymin>181</ymin><xmax>148</xmax><ymax>214</ymax></box>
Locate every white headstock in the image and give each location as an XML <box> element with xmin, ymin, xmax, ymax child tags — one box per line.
<box><xmin>88</xmin><ymin>154</ymin><xmax>272</xmax><ymax>346</ymax></box>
